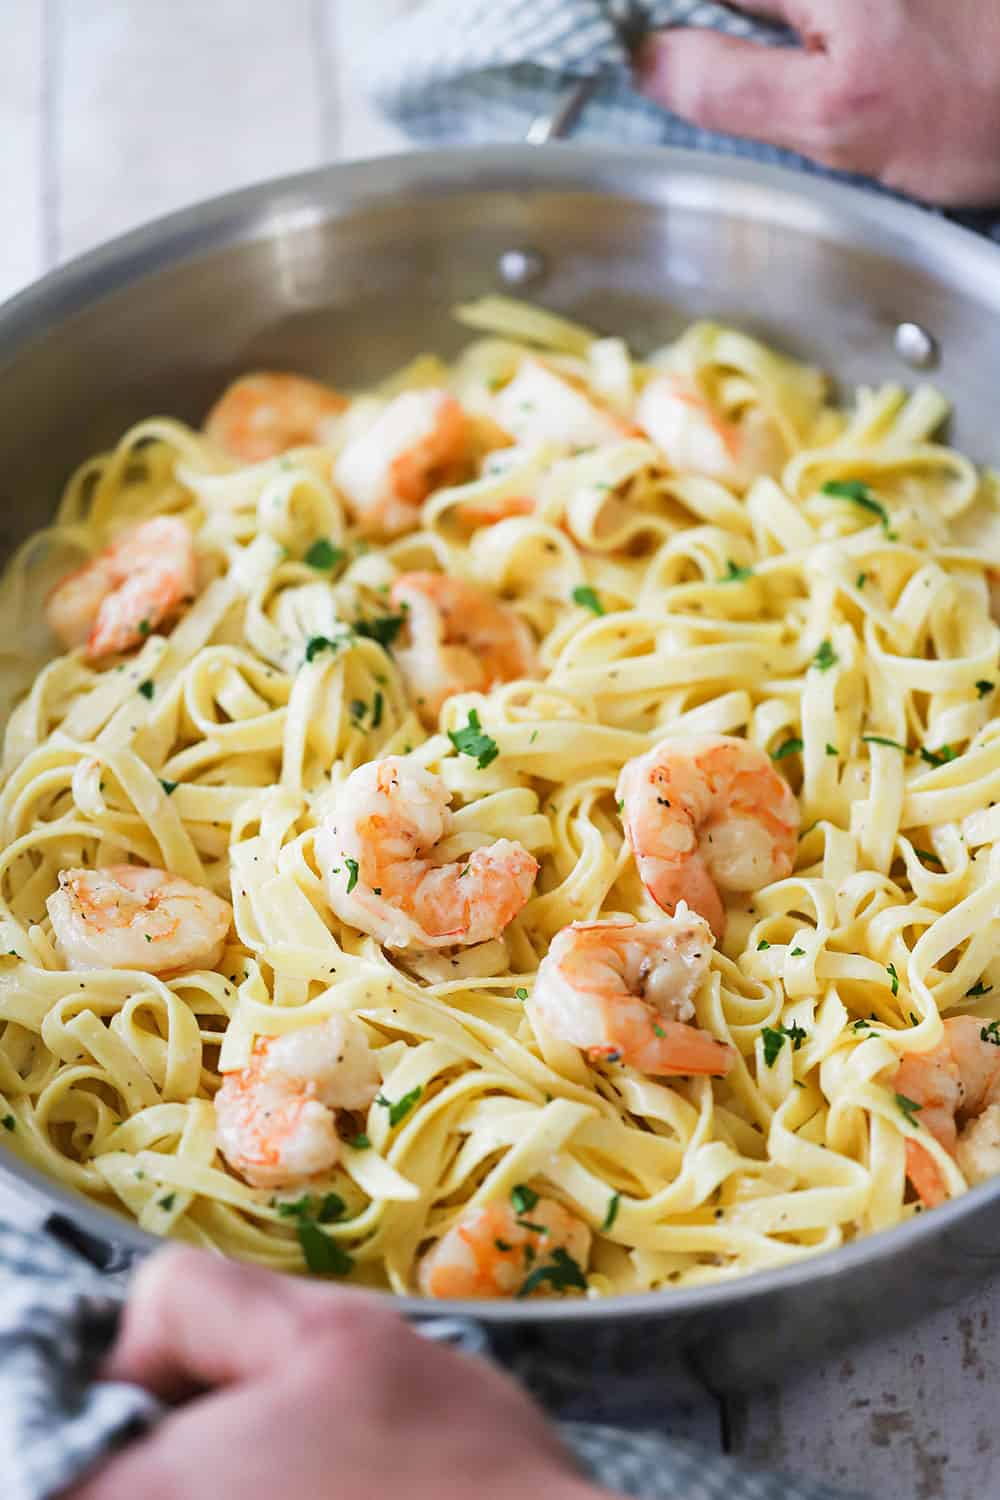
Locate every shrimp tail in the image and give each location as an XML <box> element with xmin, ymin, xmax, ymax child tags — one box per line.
<box><xmin>905</xmin><ymin>1139</ymin><xmax>949</xmax><ymax>1209</ymax></box>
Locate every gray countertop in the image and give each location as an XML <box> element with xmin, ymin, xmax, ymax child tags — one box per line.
<box><xmin>0</xmin><ymin>4</ymin><xmax>997</xmax><ymax>1496</ymax></box>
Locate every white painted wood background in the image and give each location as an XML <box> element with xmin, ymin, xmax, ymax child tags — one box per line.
<box><xmin>0</xmin><ymin>5</ymin><xmax>997</xmax><ymax>1497</ymax></box>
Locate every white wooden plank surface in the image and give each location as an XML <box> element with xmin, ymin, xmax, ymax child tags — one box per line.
<box><xmin>1</xmin><ymin>5</ymin><xmax>999</xmax><ymax>1498</ymax></box>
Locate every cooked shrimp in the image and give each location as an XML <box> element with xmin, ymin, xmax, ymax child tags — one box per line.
<box><xmin>46</xmin><ymin>516</ymin><xmax>196</xmax><ymax>659</ymax></box>
<box><xmin>532</xmin><ymin>913</ymin><xmax>734</xmax><ymax>1076</ymax></box>
<box><xmin>418</xmin><ymin>1195</ymin><xmax>591</xmax><ymax>1299</ymax></box>
<box><xmin>894</xmin><ymin>1015</ymin><xmax>1000</xmax><ymax>1207</ymax></box>
<box><xmin>203</xmin><ymin>372</ymin><xmax>348</xmax><ymax>462</ymax></box>
<box><xmin>215</xmin><ymin>1017</ymin><xmax>380</xmax><ymax>1190</ymax></box>
<box><xmin>390</xmin><ymin>571</ymin><xmax>538</xmax><ymax>725</ymax></box>
<box><xmin>636</xmin><ymin>375</ymin><xmax>783</xmax><ymax>489</ymax></box>
<box><xmin>493</xmin><ymin>358</ymin><xmax>631</xmax><ymax>449</ymax></box>
<box><xmin>46</xmin><ymin>864</ymin><xmax>231</xmax><ymax>975</ymax></box>
<box><xmin>334</xmin><ymin>389</ymin><xmax>468</xmax><ymax>537</ymax></box>
<box><xmin>617</xmin><ymin>735</ymin><xmax>799</xmax><ymax>941</ymax></box>
<box><xmin>316</xmin><ymin>756</ymin><xmax>537</xmax><ymax>950</ymax></box>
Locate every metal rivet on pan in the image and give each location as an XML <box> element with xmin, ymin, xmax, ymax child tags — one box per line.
<box><xmin>497</xmin><ymin>248</ymin><xmax>547</xmax><ymax>288</ymax></box>
<box><xmin>894</xmin><ymin>322</ymin><xmax>938</xmax><ymax>370</ymax></box>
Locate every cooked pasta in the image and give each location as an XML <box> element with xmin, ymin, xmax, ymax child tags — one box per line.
<box><xmin>1</xmin><ymin>295</ymin><xmax>999</xmax><ymax>1298</ymax></box>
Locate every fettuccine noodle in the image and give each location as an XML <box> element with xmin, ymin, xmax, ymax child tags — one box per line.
<box><xmin>1</xmin><ymin>296</ymin><xmax>999</xmax><ymax>1297</ymax></box>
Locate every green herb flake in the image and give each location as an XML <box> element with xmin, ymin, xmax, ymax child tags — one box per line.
<box><xmin>448</xmin><ymin>708</ymin><xmax>499</xmax><ymax>770</ymax></box>
<box><xmin>137</xmin><ymin>679</ymin><xmax>154</xmax><ymax>700</ymax></box>
<box><xmin>653</xmin><ymin>1023</ymin><xmax>666</xmax><ymax>1038</ymax></box>
<box><xmin>304</xmin><ymin>537</ymin><xmax>344</xmax><ymax>570</ymax></box>
<box><xmin>354</xmin><ymin>613</ymin><xmax>405</xmax><ymax>650</ymax></box>
<box><xmin>516</xmin><ymin>1247</ymin><xmax>588</xmax><ymax>1299</ymax></box>
<box><xmin>856</xmin><ymin>572</ymin><xmax>867</xmax><ymax>589</ymax></box>
<box><xmin>371</xmin><ymin>690</ymin><xmax>384</xmax><ymax>729</ymax></box>
<box><xmin>976</xmin><ymin>680</ymin><xmax>994</xmax><ymax>699</ymax></box>
<box><xmin>349</xmin><ymin>1133</ymin><xmax>371</xmax><ymax>1150</ymax></box>
<box><xmin>298</xmin><ymin>1220</ymin><xmax>354</xmax><ymax>1276</ymax></box>
<box><xmin>895</xmin><ymin>1092</ymin><xmax>923</xmax><ymax>1127</ymax></box>
<box><xmin>344</xmin><ymin>857</ymin><xmax>359</xmax><ymax>894</ymax></box>
<box><xmin>979</xmin><ymin>1020</ymin><xmax>1000</xmax><ymax>1045</ymax></box>
<box><xmin>852</xmin><ymin>1017</ymin><xmax>875</xmax><ymax>1032</ymax></box>
<box><xmin>967</xmin><ymin>981</ymin><xmax>993</xmax><ymax>998</ymax></box>
<box><xmin>813</xmin><ymin>639</ymin><xmax>838</xmax><ymax>672</ymax></box>
<box><xmin>138</xmin><ymin>619</ymin><xmax>151</xmax><ymax>635</ymax></box>
<box><xmin>515</xmin><ymin>986</ymin><xmax>528</xmax><ymax>1000</ymax></box>
<box><xmin>756</xmin><ymin>939</ymin><xmax>771</xmax><ymax>951</ymax></box>
<box><xmin>822</xmin><ymin>478</ymin><xmax>891</xmax><ymax>531</ymax></box>
<box><xmin>887</xmin><ymin>962</ymin><xmax>900</xmax><ymax>997</ymax></box>
<box><xmin>913</xmin><ymin>848</ymin><xmax>944</xmax><ymax>868</ymax></box>
<box><xmin>762</xmin><ymin>1022</ymin><xmax>807</xmax><ymax>1067</ymax></box>
<box><xmin>349</xmin><ymin>698</ymin><xmax>368</xmax><ymax>724</ymax></box>
<box><xmin>719</xmin><ymin>559</ymin><xmax>753</xmax><ymax>583</ymax></box>
<box><xmin>771</xmin><ymin>736</ymin><xmax>804</xmax><ymax>762</ymax></box>
<box><xmin>157</xmin><ymin>1193</ymin><xmax>176</xmax><ymax>1211</ymax></box>
<box><xmin>494</xmin><ymin>1238</ymin><xmax>514</xmax><ymax>1252</ymax></box>
<box><xmin>1</xmin><ymin>1114</ymin><xmax>15</xmax><ymax>1132</ymax></box>
<box><xmin>602</xmin><ymin>1193</ymin><xmax>621</xmax><ymax>1231</ymax></box>
<box><xmin>862</xmin><ymin>735</ymin><xmax>909</xmax><ymax>753</ymax></box>
<box><xmin>305</xmin><ymin>635</ymin><xmax>338</xmax><ymax>663</ymax></box>
<box><xmin>510</xmin><ymin>1184</ymin><xmax>539</xmax><ymax>1215</ymax></box>
<box><xmin>377</xmin><ymin>1085</ymin><xmax>422</xmax><ymax>1127</ymax></box>
<box><xmin>159</xmin><ymin>779</ymin><xmax>178</xmax><ymax>796</ymax></box>
<box><xmin>825</xmin><ymin>743</ymin><xmax>839</xmax><ymax>757</ymax></box>
<box><xmin>790</xmin><ymin>947</ymin><xmax>806</xmax><ymax>958</ymax></box>
<box><xmin>919</xmin><ymin>744</ymin><xmax>957</xmax><ymax>768</ymax></box>
<box><xmin>572</xmin><ymin>584</ymin><xmax>605</xmax><ymax>615</ymax></box>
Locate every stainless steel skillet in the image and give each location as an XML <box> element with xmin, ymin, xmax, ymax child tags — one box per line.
<box><xmin>1</xmin><ymin>145</ymin><xmax>999</xmax><ymax>1387</ymax></box>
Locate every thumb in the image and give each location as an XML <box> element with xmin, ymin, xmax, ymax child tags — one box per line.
<box><xmin>103</xmin><ymin>1247</ymin><xmax>391</xmax><ymax>1400</ymax></box>
<box><xmin>636</xmin><ymin>30</ymin><xmax>832</xmax><ymax>158</ymax></box>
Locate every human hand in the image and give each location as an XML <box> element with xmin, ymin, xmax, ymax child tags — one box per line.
<box><xmin>636</xmin><ymin>0</ymin><xmax>1000</xmax><ymax>206</ymax></box>
<box><xmin>66</xmin><ymin>1248</ymin><xmax>609</xmax><ymax>1500</ymax></box>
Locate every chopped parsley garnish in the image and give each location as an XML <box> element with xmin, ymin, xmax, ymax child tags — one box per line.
<box><xmin>371</xmin><ymin>690</ymin><xmax>384</xmax><ymax>729</ymax></box>
<box><xmin>297</xmin><ymin>1220</ymin><xmax>354</xmax><ymax>1276</ymax></box>
<box><xmin>967</xmin><ymin>981</ymin><xmax>993</xmax><ymax>998</ymax></box>
<box><xmin>494</xmin><ymin>1238</ymin><xmax>513</xmax><ymax>1252</ymax></box>
<box><xmin>602</xmin><ymin>1193</ymin><xmax>621</xmax><ymax>1231</ymax></box>
<box><xmin>137</xmin><ymin>680</ymin><xmax>154</xmax><ymax>700</ymax></box>
<box><xmin>376</xmin><ymin>1085</ymin><xmax>422</xmax><ymax>1127</ymax></box>
<box><xmin>138</xmin><ymin>618</ymin><xmax>150</xmax><ymax>635</ymax></box>
<box><xmin>354</xmin><ymin>613</ymin><xmax>405</xmax><ymax>650</ymax></box>
<box><xmin>348</xmin><ymin>1133</ymin><xmax>371</xmax><ymax>1150</ymax></box>
<box><xmin>159</xmin><ymin>779</ymin><xmax>178</xmax><ymax>796</ymax></box>
<box><xmin>822</xmin><ymin>478</ymin><xmax>890</xmax><ymax>531</ymax></box>
<box><xmin>856</xmin><ymin>572</ymin><xmax>867</xmax><ymax>589</ymax></box>
<box><xmin>277</xmin><ymin>1192</ymin><xmax>347</xmax><ymax>1224</ymax></box>
<box><xmin>790</xmin><ymin>947</ymin><xmax>806</xmax><ymax>958</ymax></box>
<box><xmin>304</xmin><ymin>537</ymin><xmax>344</xmax><ymax>570</ymax></box>
<box><xmin>771</xmin><ymin>737</ymin><xmax>804</xmax><ymax>761</ymax></box>
<box><xmin>448</xmin><ymin>708</ymin><xmax>499</xmax><ymax>769</ymax></box>
<box><xmin>514</xmin><ymin>986</ymin><xmax>528</xmax><ymax>1000</ymax></box>
<box><xmin>720</xmin><ymin>560</ymin><xmax>753</xmax><ymax>583</ymax></box>
<box><xmin>825</xmin><ymin>743</ymin><xmax>838</xmax><ymax>757</ymax></box>
<box><xmin>862</xmin><ymin>735</ymin><xmax>908</xmax><ymax>752</ymax></box>
<box><xmin>762</xmin><ymin>1022</ymin><xmax>807</xmax><ymax>1067</ymax></box>
<box><xmin>510</xmin><ymin>1184</ymin><xmax>539</xmax><ymax>1215</ymax></box>
<box><xmin>895</xmin><ymin>1092</ymin><xmax>923</xmax><ymax>1127</ymax></box>
<box><xmin>1</xmin><ymin>1114</ymin><xmax>15</xmax><ymax>1131</ymax></box>
<box><xmin>344</xmin><ymin>858</ymin><xmax>359</xmax><ymax>894</ymax></box>
<box><xmin>516</xmin><ymin>1247</ymin><xmax>588</xmax><ymax>1299</ymax></box>
<box><xmin>756</xmin><ymin>939</ymin><xmax>771</xmax><ymax>951</ymax></box>
<box><xmin>976</xmin><ymin>680</ymin><xmax>994</xmax><ymax>699</ymax></box>
<box><xmin>653</xmin><ymin>1023</ymin><xmax>666</xmax><ymax>1038</ymax></box>
<box><xmin>572</xmin><ymin>584</ymin><xmax>604</xmax><ymax>615</ymax></box>
<box><xmin>157</xmin><ymin>1193</ymin><xmax>176</xmax><ymax>1211</ymax></box>
<box><xmin>979</xmin><ymin>1020</ymin><xmax>1000</xmax><ymax>1045</ymax></box>
<box><xmin>887</xmin><ymin>962</ymin><xmax>900</xmax><ymax>997</ymax></box>
<box><xmin>305</xmin><ymin>635</ymin><xmax>338</xmax><ymax>663</ymax></box>
<box><xmin>919</xmin><ymin>744</ymin><xmax>956</xmax><ymax>768</ymax></box>
<box><xmin>812</xmin><ymin>639</ymin><xmax>838</xmax><ymax>672</ymax></box>
<box><xmin>852</xmin><ymin>1017</ymin><xmax>875</xmax><ymax>1031</ymax></box>
<box><xmin>913</xmin><ymin>848</ymin><xmax>943</xmax><ymax>868</ymax></box>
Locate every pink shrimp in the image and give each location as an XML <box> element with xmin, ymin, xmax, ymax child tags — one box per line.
<box><xmin>203</xmin><ymin>372</ymin><xmax>348</xmax><ymax>462</ymax></box>
<box><xmin>46</xmin><ymin>864</ymin><xmax>231</xmax><ymax>975</ymax></box>
<box><xmin>894</xmin><ymin>1015</ymin><xmax>1000</xmax><ymax>1208</ymax></box>
<box><xmin>617</xmin><ymin>735</ymin><xmax>799</xmax><ymax>941</ymax></box>
<box><xmin>492</xmin><ymin>358</ymin><xmax>635</xmax><ymax>449</ymax></box>
<box><xmin>215</xmin><ymin>1017</ymin><xmax>380</xmax><ymax>1190</ymax></box>
<box><xmin>316</xmin><ymin>756</ymin><xmax>538</xmax><ymax>951</ymax></box>
<box><xmin>334</xmin><ymin>389</ymin><xmax>469</xmax><ymax>536</ymax></box>
<box><xmin>636</xmin><ymin>375</ymin><xmax>783</xmax><ymax>489</ymax></box>
<box><xmin>390</xmin><ymin>571</ymin><xmax>538</xmax><ymax>725</ymax></box>
<box><xmin>532</xmin><ymin>913</ymin><xmax>734</xmax><ymax>1077</ymax></box>
<box><xmin>45</xmin><ymin>516</ymin><xmax>196</xmax><ymax>659</ymax></box>
<box><xmin>418</xmin><ymin>1196</ymin><xmax>591</xmax><ymax>1299</ymax></box>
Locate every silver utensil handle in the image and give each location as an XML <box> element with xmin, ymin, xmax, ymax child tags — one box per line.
<box><xmin>526</xmin><ymin>75</ymin><xmax>601</xmax><ymax>144</ymax></box>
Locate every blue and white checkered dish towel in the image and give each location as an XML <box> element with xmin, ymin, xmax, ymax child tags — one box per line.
<box><xmin>0</xmin><ymin>1214</ymin><xmax>862</xmax><ymax>1500</ymax></box>
<box><xmin>367</xmin><ymin>0</ymin><xmax>1000</xmax><ymax>238</ymax></box>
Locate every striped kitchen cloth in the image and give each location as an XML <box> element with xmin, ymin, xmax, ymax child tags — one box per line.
<box><xmin>0</xmin><ymin>1214</ymin><xmax>863</xmax><ymax>1500</ymax></box>
<box><xmin>366</xmin><ymin>0</ymin><xmax>1000</xmax><ymax>239</ymax></box>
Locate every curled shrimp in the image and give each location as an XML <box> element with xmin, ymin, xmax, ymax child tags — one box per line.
<box><xmin>617</xmin><ymin>735</ymin><xmax>799</xmax><ymax>941</ymax></box>
<box><xmin>418</xmin><ymin>1195</ymin><xmax>591</xmax><ymax>1299</ymax></box>
<box><xmin>204</xmin><ymin>372</ymin><xmax>348</xmax><ymax>462</ymax></box>
<box><xmin>45</xmin><ymin>516</ymin><xmax>196</xmax><ymax>659</ymax></box>
<box><xmin>894</xmin><ymin>1015</ymin><xmax>1000</xmax><ymax>1207</ymax></box>
<box><xmin>215</xmin><ymin>1017</ymin><xmax>380</xmax><ymax>1190</ymax></box>
<box><xmin>636</xmin><ymin>375</ymin><xmax>783</xmax><ymax>489</ymax></box>
<box><xmin>390</xmin><ymin>571</ymin><xmax>538</xmax><ymax>725</ymax></box>
<box><xmin>46</xmin><ymin>864</ymin><xmax>232</xmax><ymax>975</ymax></box>
<box><xmin>316</xmin><ymin>756</ymin><xmax>538</xmax><ymax>950</ymax></box>
<box><xmin>532</xmin><ymin>912</ymin><xmax>734</xmax><ymax>1077</ymax></box>
<box><xmin>492</xmin><ymin>358</ymin><xmax>632</xmax><ymax>449</ymax></box>
<box><xmin>334</xmin><ymin>389</ymin><xmax>468</xmax><ymax>537</ymax></box>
